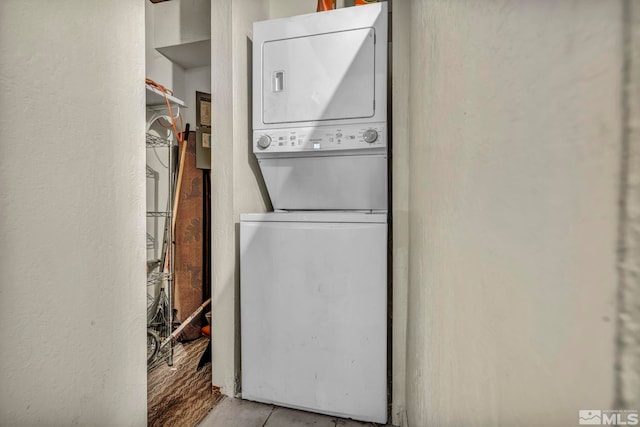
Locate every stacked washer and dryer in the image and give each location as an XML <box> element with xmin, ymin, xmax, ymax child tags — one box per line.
<box><xmin>240</xmin><ymin>3</ymin><xmax>388</xmax><ymax>424</ymax></box>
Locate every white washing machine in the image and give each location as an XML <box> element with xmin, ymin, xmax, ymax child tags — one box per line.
<box><xmin>241</xmin><ymin>3</ymin><xmax>388</xmax><ymax>423</ymax></box>
<box><xmin>240</xmin><ymin>212</ymin><xmax>387</xmax><ymax>422</ymax></box>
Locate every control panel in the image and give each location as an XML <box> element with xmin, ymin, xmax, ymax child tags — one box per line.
<box><xmin>253</xmin><ymin>124</ymin><xmax>386</xmax><ymax>154</ymax></box>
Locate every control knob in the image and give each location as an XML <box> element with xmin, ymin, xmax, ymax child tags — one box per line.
<box><xmin>257</xmin><ymin>135</ymin><xmax>272</xmax><ymax>149</ymax></box>
<box><xmin>363</xmin><ymin>129</ymin><xmax>378</xmax><ymax>143</ymax></box>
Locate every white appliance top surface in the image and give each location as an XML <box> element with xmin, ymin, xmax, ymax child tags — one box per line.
<box><xmin>240</xmin><ymin>211</ymin><xmax>387</xmax><ymax>224</ymax></box>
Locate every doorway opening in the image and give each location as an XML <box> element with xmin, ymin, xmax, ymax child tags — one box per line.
<box><xmin>144</xmin><ymin>0</ymin><xmax>214</xmax><ymax>425</ymax></box>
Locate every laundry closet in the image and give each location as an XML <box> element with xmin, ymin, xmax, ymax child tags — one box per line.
<box><xmin>144</xmin><ymin>0</ymin><xmax>391</xmax><ymax>425</ymax></box>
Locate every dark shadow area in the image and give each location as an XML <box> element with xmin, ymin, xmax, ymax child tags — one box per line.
<box><xmin>234</xmin><ymin>221</ymin><xmax>242</xmax><ymax>396</ymax></box>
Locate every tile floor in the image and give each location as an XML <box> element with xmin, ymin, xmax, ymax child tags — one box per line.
<box><xmin>198</xmin><ymin>397</ymin><xmax>393</xmax><ymax>427</ymax></box>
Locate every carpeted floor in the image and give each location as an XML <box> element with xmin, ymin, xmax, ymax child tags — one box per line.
<box><xmin>148</xmin><ymin>337</ymin><xmax>220</xmax><ymax>427</ymax></box>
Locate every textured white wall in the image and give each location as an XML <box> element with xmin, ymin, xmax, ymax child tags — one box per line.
<box><xmin>0</xmin><ymin>1</ymin><xmax>147</xmax><ymax>425</ymax></box>
<box><xmin>184</xmin><ymin>65</ymin><xmax>212</xmax><ymax>127</ymax></box>
<box><xmin>154</xmin><ymin>0</ymin><xmax>211</xmax><ymax>47</ymax></box>
<box><xmin>211</xmin><ymin>0</ymin><xmax>236</xmax><ymax>395</ymax></box>
<box><xmin>268</xmin><ymin>0</ymin><xmax>350</xmax><ymax>20</ymax></box>
<box><xmin>146</xmin><ymin>0</ymin><xmax>186</xmax><ymax>100</ymax></box>
<box><xmin>232</xmin><ymin>0</ymin><xmax>272</xmax><ymax>216</ymax></box>
<box><xmin>403</xmin><ymin>1</ymin><xmax>622</xmax><ymax>426</ymax></box>
<box><xmin>391</xmin><ymin>1</ymin><xmax>410</xmax><ymax>424</ymax></box>
<box><xmin>211</xmin><ymin>0</ymin><xmax>271</xmax><ymax>396</ymax></box>
<box><xmin>618</xmin><ymin>0</ymin><xmax>640</xmax><ymax>411</ymax></box>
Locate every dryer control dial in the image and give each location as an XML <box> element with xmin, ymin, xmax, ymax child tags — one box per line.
<box><xmin>257</xmin><ymin>135</ymin><xmax>272</xmax><ymax>149</ymax></box>
<box><xmin>363</xmin><ymin>129</ymin><xmax>378</xmax><ymax>143</ymax></box>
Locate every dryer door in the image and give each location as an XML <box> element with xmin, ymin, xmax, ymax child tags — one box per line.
<box><xmin>262</xmin><ymin>27</ymin><xmax>376</xmax><ymax>125</ymax></box>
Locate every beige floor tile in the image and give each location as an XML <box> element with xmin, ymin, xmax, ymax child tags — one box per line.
<box><xmin>265</xmin><ymin>406</ymin><xmax>336</xmax><ymax>427</ymax></box>
<box><xmin>198</xmin><ymin>397</ymin><xmax>273</xmax><ymax>427</ymax></box>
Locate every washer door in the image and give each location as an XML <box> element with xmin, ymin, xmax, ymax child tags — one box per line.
<box><xmin>240</xmin><ymin>215</ymin><xmax>387</xmax><ymax>423</ymax></box>
<box><xmin>262</xmin><ymin>27</ymin><xmax>376</xmax><ymax>125</ymax></box>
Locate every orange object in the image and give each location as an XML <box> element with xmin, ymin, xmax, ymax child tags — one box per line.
<box><xmin>355</xmin><ymin>0</ymin><xmax>377</xmax><ymax>4</ymax></box>
<box><xmin>317</xmin><ymin>0</ymin><xmax>335</xmax><ymax>12</ymax></box>
<box><xmin>201</xmin><ymin>325</ymin><xmax>211</xmax><ymax>337</ymax></box>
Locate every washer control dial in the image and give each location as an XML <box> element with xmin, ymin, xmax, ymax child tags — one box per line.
<box><xmin>363</xmin><ymin>129</ymin><xmax>379</xmax><ymax>143</ymax></box>
<box><xmin>257</xmin><ymin>135</ymin><xmax>272</xmax><ymax>149</ymax></box>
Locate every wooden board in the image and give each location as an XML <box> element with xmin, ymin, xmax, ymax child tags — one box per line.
<box><xmin>174</xmin><ymin>131</ymin><xmax>205</xmax><ymax>341</ymax></box>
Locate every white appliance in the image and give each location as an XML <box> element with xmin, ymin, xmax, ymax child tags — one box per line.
<box><xmin>251</xmin><ymin>2</ymin><xmax>388</xmax><ymax>211</ymax></box>
<box><xmin>240</xmin><ymin>212</ymin><xmax>387</xmax><ymax>422</ymax></box>
<box><xmin>241</xmin><ymin>3</ymin><xmax>388</xmax><ymax>423</ymax></box>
